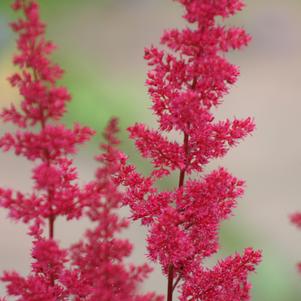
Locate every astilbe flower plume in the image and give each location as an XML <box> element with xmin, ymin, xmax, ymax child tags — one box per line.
<box><xmin>68</xmin><ymin>118</ymin><xmax>163</xmax><ymax>301</ymax></box>
<box><xmin>0</xmin><ymin>0</ymin><xmax>92</xmax><ymax>298</ymax></box>
<box><xmin>0</xmin><ymin>1</ymin><xmax>162</xmax><ymax>300</ymax></box>
<box><xmin>117</xmin><ymin>0</ymin><xmax>262</xmax><ymax>300</ymax></box>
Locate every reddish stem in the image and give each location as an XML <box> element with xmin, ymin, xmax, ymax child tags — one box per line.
<box><xmin>172</xmin><ymin>274</ymin><xmax>182</xmax><ymax>292</ymax></box>
<box><xmin>167</xmin><ymin>132</ymin><xmax>189</xmax><ymax>301</ymax></box>
<box><xmin>167</xmin><ymin>264</ymin><xmax>174</xmax><ymax>301</ymax></box>
<box><xmin>49</xmin><ymin>215</ymin><xmax>54</xmax><ymax>239</ymax></box>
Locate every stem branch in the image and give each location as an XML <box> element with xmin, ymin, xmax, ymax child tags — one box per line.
<box><xmin>166</xmin><ymin>132</ymin><xmax>189</xmax><ymax>301</ymax></box>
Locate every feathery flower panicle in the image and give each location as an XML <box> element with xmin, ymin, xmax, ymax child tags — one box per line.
<box><xmin>0</xmin><ymin>1</ymin><xmax>162</xmax><ymax>300</ymax></box>
<box><xmin>0</xmin><ymin>0</ymin><xmax>93</xmax><ymax>228</ymax></box>
<box><xmin>69</xmin><ymin>118</ymin><xmax>163</xmax><ymax>301</ymax></box>
<box><xmin>118</xmin><ymin>0</ymin><xmax>261</xmax><ymax>300</ymax></box>
<box><xmin>0</xmin><ymin>0</ymin><xmax>94</xmax><ymax>298</ymax></box>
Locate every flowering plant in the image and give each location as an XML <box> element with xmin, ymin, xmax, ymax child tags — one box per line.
<box><xmin>0</xmin><ymin>0</ymin><xmax>262</xmax><ymax>300</ymax></box>
<box><xmin>0</xmin><ymin>1</ymin><xmax>161</xmax><ymax>300</ymax></box>
<box><xmin>117</xmin><ymin>0</ymin><xmax>262</xmax><ymax>300</ymax></box>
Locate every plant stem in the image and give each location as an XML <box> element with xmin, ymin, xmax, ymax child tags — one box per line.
<box><xmin>49</xmin><ymin>215</ymin><xmax>54</xmax><ymax>239</ymax></box>
<box><xmin>167</xmin><ymin>264</ymin><xmax>174</xmax><ymax>301</ymax></box>
<box><xmin>167</xmin><ymin>132</ymin><xmax>189</xmax><ymax>301</ymax></box>
<box><xmin>172</xmin><ymin>274</ymin><xmax>182</xmax><ymax>292</ymax></box>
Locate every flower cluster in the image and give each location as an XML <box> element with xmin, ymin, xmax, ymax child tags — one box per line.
<box><xmin>0</xmin><ymin>1</ymin><xmax>161</xmax><ymax>300</ymax></box>
<box><xmin>0</xmin><ymin>0</ymin><xmax>93</xmax><ymax>232</ymax></box>
<box><xmin>118</xmin><ymin>0</ymin><xmax>261</xmax><ymax>300</ymax></box>
<box><xmin>68</xmin><ymin>118</ymin><xmax>163</xmax><ymax>301</ymax></box>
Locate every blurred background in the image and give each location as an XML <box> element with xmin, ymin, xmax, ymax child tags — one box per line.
<box><xmin>1</xmin><ymin>0</ymin><xmax>301</xmax><ymax>300</ymax></box>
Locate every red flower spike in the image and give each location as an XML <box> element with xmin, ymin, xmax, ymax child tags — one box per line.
<box><xmin>0</xmin><ymin>2</ymin><xmax>162</xmax><ymax>300</ymax></box>
<box><xmin>119</xmin><ymin>1</ymin><xmax>261</xmax><ymax>300</ymax></box>
<box><xmin>68</xmin><ymin>118</ymin><xmax>163</xmax><ymax>301</ymax></box>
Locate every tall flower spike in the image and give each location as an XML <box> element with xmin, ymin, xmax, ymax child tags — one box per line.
<box><xmin>0</xmin><ymin>0</ymin><xmax>92</xmax><ymax>299</ymax></box>
<box><xmin>68</xmin><ymin>118</ymin><xmax>163</xmax><ymax>301</ymax></box>
<box><xmin>0</xmin><ymin>0</ymin><xmax>94</xmax><ymax>231</ymax></box>
<box><xmin>1</xmin><ymin>2</ymin><xmax>163</xmax><ymax>300</ymax></box>
<box><xmin>119</xmin><ymin>1</ymin><xmax>261</xmax><ymax>300</ymax></box>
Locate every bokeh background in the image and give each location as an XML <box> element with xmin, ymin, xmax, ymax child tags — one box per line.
<box><xmin>1</xmin><ymin>0</ymin><xmax>301</xmax><ymax>300</ymax></box>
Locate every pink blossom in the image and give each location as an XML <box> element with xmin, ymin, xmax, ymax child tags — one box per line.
<box><xmin>181</xmin><ymin>248</ymin><xmax>262</xmax><ymax>301</ymax></box>
<box><xmin>0</xmin><ymin>0</ymin><xmax>94</xmax><ymax>298</ymax></box>
<box><xmin>0</xmin><ymin>1</ymin><xmax>161</xmax><ymax>300</ymax></box>
<box><xmin>68</xmin><ymin>119</ymin><xmax>163</xmax><ymax>301</ymax></box>
<box><xmin>1</xmin><ymin>239</ymin><xmax>68</xmax><ymax>300</ymax></box>
<box><xmin>119</xmin><ymin>0</ymin><xmax>261</xmax><ymax>300</ymax></box>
